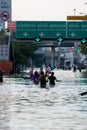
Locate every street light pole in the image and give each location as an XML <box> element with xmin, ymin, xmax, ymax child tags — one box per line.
<box><xmin>57</xmin><ymin>42</ymin><xmax>61</xmax><ymax>69</ymax></box>
<box><xmin>74</xmin><ymin>9</ymin><xmax>76</xmax><ymax>16</ymax></box>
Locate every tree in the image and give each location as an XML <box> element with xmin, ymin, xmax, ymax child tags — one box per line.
<box><xmin>12</xmin><ymin>42</ymin><xmax>38</xmax><ymax>71</ymax></box>
<box><xmin>81</xmin><ymin>43</ymin><xmax>87</xmax><ymax>55</ymax></box>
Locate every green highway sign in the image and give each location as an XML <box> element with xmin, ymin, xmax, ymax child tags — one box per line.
<box><xmin>16</xmin><ymin>21</ymin><xmax>66</xmax><ymax>38</ymax></box>
<box><xmin>16</xmin><ymin>21</ymin><xmax>87</xmax><ymax>39</ymax></box>
<box><xmin>67</xmin><ymin>21</ymin><xmax>87</xmax><ymax>38</ymax></box>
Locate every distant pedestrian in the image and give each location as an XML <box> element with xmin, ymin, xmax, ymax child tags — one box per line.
<box><xmin>46</xmin><ymin>66</ymin><xmax>51</xmax><ymax>74</ymax></box>
<box><xmin>29</xmin><ymin>67</ymin><xmax>34</xmax><ymax>79</ymax></box>
<box><xmin>48</xmin><ymin>72</ymin><xmax>60</xmax><ymax>87</ymax></box>
<box><xmin>78</xmin><ymin>65</ymin><xmax>82</xmax><ymax>72</ymax></box>
<box><xmin>39</xmin><ymin>67</ymin><xmax>43</xmax><ymax>75</ymax></box>
<box><xmin>73</xmin><ymin>64</ymin><xmax>76</xmax><ymax>72</ymax></box>
<box><xmin>33</xmin><ymin>71</ymin><xmax>39</xmax><ymax>84</ymax></box>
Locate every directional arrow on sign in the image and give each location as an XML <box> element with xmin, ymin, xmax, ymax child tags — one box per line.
<box><xmin>39</xmin><ymin>32</ymin><xmax>44</xmax><ymax>37</ymax></box>
<box><xmin>23</xmin><ymin>32</ymin><xmax>28</xmax><ymax>37</ymax></box>
<box><xmin>81</xmin><ymin>38</ymin><xmax>87</xmax><ymax>44</ymax></box>
<box><xmin>70</xmin><ymin>32</ymin><xmax>76</xmax><ymax>37</ymax></box>
<box><xmin>56</xmin><ymin>32</ymin><xmax>61</xmax><ymax>37</ymax></box>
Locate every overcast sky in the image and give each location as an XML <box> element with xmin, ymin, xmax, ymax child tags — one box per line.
<box><xmin>12</xmin><ymin>0</ymin><xmax>87</xmax><ymax>21</ymax></box>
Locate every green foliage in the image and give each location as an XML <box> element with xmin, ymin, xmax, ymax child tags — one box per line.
<box><xmin>81</xmin><ymin>43</ymin><xmax>87</xmax><ymax>55</ymax></box>
<box><xmin>13</xmin><ymin>42</ymin><xmax>38</xmax><ymax>65</ymax></box>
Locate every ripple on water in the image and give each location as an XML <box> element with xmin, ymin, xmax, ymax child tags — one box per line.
<box><xmin>0</xmin><ymin>70</ymin><xmax>87</xmax><ymax>130</ymax></box>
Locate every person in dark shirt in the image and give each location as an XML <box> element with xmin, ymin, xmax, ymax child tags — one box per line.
<box><xmin>39</xmin><ymin>71</ymin><xmax>46</xmax><ymax>88</ymax></box>
<box><xmin>33</xmin><ymin>71</ymin><xmax>39</xmax><ymax>84</ymax></box>
<box><xmin>0</xmin><ymin>70</ymin><xmax>3</xmax><ymax>82</ymax></box>
<box><xmin>48</xmin><ymin>72</ymin><xmax>60</xmax><ymax>87</ymax></box>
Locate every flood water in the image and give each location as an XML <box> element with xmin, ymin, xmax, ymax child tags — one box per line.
<box><xmin>0</xmin><ymin>69</ymin><xmax>87</xmax><ymax>130</ymax></box>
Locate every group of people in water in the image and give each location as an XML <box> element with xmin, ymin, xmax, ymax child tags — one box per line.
<box><xmin>29</xmin><ymin>67</ymin><xmax>60</xmax><ymax>88</ymax></box>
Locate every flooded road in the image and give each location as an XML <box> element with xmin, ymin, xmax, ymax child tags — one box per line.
<box><xmin>0</xmin><ymin>69</ymin><xmax>87</xmax><ymax>130</ymax></box>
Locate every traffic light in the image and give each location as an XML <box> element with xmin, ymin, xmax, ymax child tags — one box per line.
<box><xmin>57</xmin><ymin>36</ymin><xmax>63</xmax><ymax>42</ymax></box>
<box><xmin>77</xmin><ymin>48</ymin><xmax>81</xmax><ymax>53</ymax></box>
<box><xmin>81</xmin><ymin>38</ymin><xmax>87</xmax><ymax>44</ymax></box>
<box><xmin>35</xmin><ymin>36</ymin><xmax>41</xmax><ymax>42</ymax></box>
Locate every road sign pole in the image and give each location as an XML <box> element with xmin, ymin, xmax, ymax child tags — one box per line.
<box><xmin>66</xmin><ymin>21</ymin><xmax>68</xmax><ymax>37</ymax></box>
<box><xmin>7</xmin><ymin>30</ymin><xmax>11</xmax><ymax>61</ymax></box>
<box><xmin>51</xmin><ymin>47</ymin><xmax>55</xmax><ymax>68</ymax></box>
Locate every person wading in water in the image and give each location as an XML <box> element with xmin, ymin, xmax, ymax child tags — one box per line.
<box><xmin>33</xmin><ymin>71</ymin><xmax>39</xmax><ymax>85</ymax></box>
<box><xmin>48</xmin><ymin>72</ymin><xmax>60</xmax><ymax>87</ymax></box>
<box><xmin>39</xmin><ymin>71</ymin><xmax>47</xmax><ymax>88</ymax></box>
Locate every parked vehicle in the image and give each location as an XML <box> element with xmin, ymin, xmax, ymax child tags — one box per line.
<box><xmin>65</xmin><ymin>61</ymin><xmax>71</xmax><ymax>70</ymax></box>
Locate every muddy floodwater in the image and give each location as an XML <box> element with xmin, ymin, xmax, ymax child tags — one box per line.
<box><xmin>0</xmin><ymin>69</ymin><xmax>87</xmax><ymax>130</ymax></box>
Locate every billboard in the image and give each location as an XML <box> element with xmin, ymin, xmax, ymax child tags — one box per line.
<box><xmin>0</xmin><ymin>61</ymin><xmax>13</xmax><ymax>71</ymax></box>
<box><xmin>67</xmin><ymin>16</ymin><xmax>87</xmax><ymax>20</ymax></box>
<box><xmin>0</xmin><ymin>0</ymin><xmax>11</xmax><ymax>22</ymax></box>
<box><xmin>7</xmin><ymin>21</ymin><xmax>16</xmax><ymax>31</ymax></box>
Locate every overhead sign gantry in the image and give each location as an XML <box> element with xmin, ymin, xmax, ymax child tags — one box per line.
<box><xmin>16</xmin><ymin>21</ymin><xmax>87</xmax><ymax>40</ymax></box>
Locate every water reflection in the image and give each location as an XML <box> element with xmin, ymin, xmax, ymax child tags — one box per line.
<box><xmin>81</xmin><ymin>71</ymin><xmax>87</xmax><ymax>78</ymax></box>
<box><xmin>0</xmin><ymin>70</ymin><xmax>87</xmax><ymax>130</ymax></box>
